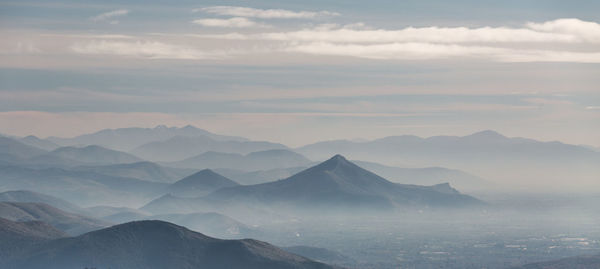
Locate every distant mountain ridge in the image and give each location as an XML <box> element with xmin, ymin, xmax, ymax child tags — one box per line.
<box><xmin>47</xmin><ymin>125</ymin><xmax>248</xmax><ymax>151</ymax></box>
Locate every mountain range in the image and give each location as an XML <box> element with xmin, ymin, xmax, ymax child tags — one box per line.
<box><xmin>297</xmin><ymin>130</ymin><xmax>600</xmax><ymax>189</ymax></box>
<box><xmin>143</xmin><ymin>155</ymin><xmax>483</xmax><ymax>214</ymax></box>
<box><xmin>47</xmin><ymin>125</ymin><xmax>248</xmax><ymax>151</ymax></box>
<box><xmin>132</xmin><ymin>135</ymin><xmax>289</xmax><ymax>162</ymax></box>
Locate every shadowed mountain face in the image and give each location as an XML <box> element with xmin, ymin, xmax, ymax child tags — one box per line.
<box><xmin>511</xmin><ymin>253</ymin><xmax>600</xmax><ymax>269</ymax></box>
<box><xmin>47</xmin><ymin>125</ymin><xmax>247</xmax><ymax>152</ymax></box>
<box><xmin>0</xmin><ymin>218</ymin><xmax>67</xmax><ymax>260</ymax></box>
<box><xmin>170</xmin><ymin>149</ymin><xmax>312</xmax><ymax>171</ymax></box>
<box><xmin>1</xmin><ymin>220</ymin><xmax>338</xmax><ymax>269</ymax></box>
<box><xmin>167</xmin><ymin>169</ymin><xmax>240</xmax><ymax>197</ymax></box>
<box><xmin>132</xmin><ymin>135</ymin><xmax>289</xmax><ymax>162</ymax></box>
<box><xmin>0</xmin><ymin>202</ymin><xmax>108</xmax><ymax>235</ymax></box>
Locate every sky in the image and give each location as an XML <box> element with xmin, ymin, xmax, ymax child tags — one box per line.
<box><xmin>0</xmin><ymin>0</ymin><xmax>599</xmax><ymax>147</ymax></box>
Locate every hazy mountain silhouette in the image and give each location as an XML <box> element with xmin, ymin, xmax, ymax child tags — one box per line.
<box><xmin>167</xmin><ymin>169</ymin><xmax>240</xmax><ymax>197</ymax></box>
<box><xmin>0</xmin><ymin>202</ymin><xmax>108</xmax><ymax>235</ymax></box>
<box><xmin>511</xmin><ymin>253</ymin><xmax>600</xmax><ymax>269</ymax></box>
<box><xmin>47</xmin><ymin>125</ymin><xmax>247</xmax><ymax>151</ymax></box>
<box><xmin>170</xmin><ymin>149</ymin><xmax>311</xmax><ymax>171</ymax></box>
<box><xmin>132</xmin><ymin>135</ymin><xmax>289</xmax><ymax>162</ymax></box>
<box><xmin>1</xmin><ymin>220</ymin><xmax>338</xmax><ymax>269</ymax></box>
<box><xmin>0</xmin><ymin>136</ymin><xmax>46</xmax><ymax>162</ymax></box>
<box><xmin>297</xmin><ymin>130</ymin><xmax>600</xmax><ymax>190</ymax></box>
<box><xmin>42</xmin><ymin>145</ymin><xmax>143</xmax><ymax>165</ymax></box>
<box><xmin>144</xmin><ymin>155</ymin><xmax>482</xmax><ymax>214</ymax></box>
<box><xmin>72</xmin><ymin>161</ymin><xmax>192</xmax><ymax>183</ymax></box>
<box><xmin>209</xmin><ymin>155</ymin><xmax>481</xmax><ymax>208</ymax></box>
<box><xmin>17</xmin><ymin>135</ymin><xmax>60</xmax><ymax>151</ymax></box>
<box><xmin>0</xmin><ymin>164</ymin><xmax>167</xmax><ymax>206</ymax></box>
<box><xmin>0</xmin><ymin>190</ymin><xmax>85</xmax><ymax>215</ymax></box>
<box><xmin>353</xmin><ymin>161</ymin><xmax>489</xmax><ymax>192</ymax></box>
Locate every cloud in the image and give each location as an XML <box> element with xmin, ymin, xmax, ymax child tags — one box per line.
<box><xmin>196</xmin><ymin>6</ymin><xmax>339</xmax><ymax>19</ymax></box>
<box><xmin>192</xmin><ymin>17</ymin><xmax>270</xmax><ymax>28</ymax></box>
<box><xmin>70</xmin><ymin>40</ymin><xmax>220</xmax><ymax>59</ymax></box>
<box><xmin>526</xmin><ymin>18</ymin><xmax>600</xmax><ymax>42</ymax></box>
<box><xmin>90</xmin><ymin>9</ymin><xmax>129</xmax><ymax>22</ymax></box>
<box><xmin>190</xmin><ymin>18</ymin><xmax>600</xmax><ymax>62</ymax></box>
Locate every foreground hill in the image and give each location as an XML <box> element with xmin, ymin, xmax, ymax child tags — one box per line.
<box><xmin>167</xmin><ymin>169</ymin><xmax>239</xmax><ymax>197</ymax></box>
<box><xmin>0</xmin><ymin>218</ymin><xmax>66</xmax><ymax>260</ymax></box>
<box><xmin>144</xmin><ymin>155</ymin><xmax>482</xmax><ymax>214</ymax></box>
<box><xmin>511</xmin><ymin>253</ymin><xmax>600</xmax><ymax>269</ymax></box>
<box><xmin>1</xmin><ymin>220</ymin><xmax>338</xmax><ymax>269</ymax></box>
<box><xmin>0</xmin><ymin>202</ymin><xmax>108</xmax><ymax>235</ymax></box>
<box><xmin>170</xmin><ymin>149</ymin><xmax>311</xmax><ymax>171</ymax></box>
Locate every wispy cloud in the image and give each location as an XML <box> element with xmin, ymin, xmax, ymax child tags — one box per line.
<box><xmin>70</xmin><ymin>40</ymin><xmax>221</xmax><ymax>59</ymax></box>
<box><xmin>90</xmin><ymin>9</ymin><xmax>129</xmax><ymax>22</ymax></box>
<box><xmin>192</xmin><ymin>17</ymin><xmax>270</xmax><ymax>28</ymax></box>
<box><xmin>195</xmin><ymin>6</ymin><xmax>339</xmax><ymax>19</ymax></box>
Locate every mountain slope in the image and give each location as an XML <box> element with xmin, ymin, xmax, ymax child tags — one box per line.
<box><xmin>0</xmin><ymin>136</ymin><xmax>46</xmax><ymax>162</ymax></box>
<box><xmin>18</xmin><ymin>136</ymin><xmax>61</xmax><ymax>151</ymax></box>
<box><xmin>297</xmin><ymin>131</ymin><xmax>600</xmax><ymax>189</ymax></box>
<box><xmin>0</xmin><ymin>190</ymin><xmax>85</xmax><ymax>215</ymax></box>
<box><xmin>171</xmin><ymin>149</ymin><xmax>311</xmax><ymax>171</ymax></box>
<box><xmin>132</xmin><ymin>135</ymin><xmax>288</xmax><ymax>162</ymax></box>
<box><xmin>353</xmin><ymin>161</ymin><xmax>489</xmax><ymax>192</ymax></box>
<box><xmin>0</xmin><ymin>165</ymin><xmax>167</xmax><ymax>207</ymax></box>
<box><xmin>208</xmin><ymin>155</ymin><xmax>481</xmax><ymax>209</ymax></box>
<box><xmin>1</xmin><ymin>220</ymin><xmax>338</xmax><ymax>269</ymax></box>
<box><xmin>0</xmin><ymin>218</ymin><xmax>67</xmax><ymax>260</ymax></box>
<box><xmin>0</xmin><ymin>202</ymin><xmax>108</xmax><ymax>235</ymax></box>
<box><xmin>144</xmin><ymin>155</ymin><xmax>482</xmax><ymax>214</ymax></box>
<box><xmin>167</xmin><ymin>169</ymin><xmax>239</xmax><ymax>197</ymax></box>
<box><xmin>41</xmin><ymin>145</ymin><xmax>143</xmax><ymax>165</ymax></box>
<box><xmin>72</xmin><ymin>161</ymin><xmax>191</xmax><ymax>183</ymax></box>
<box><xmin>47</xmin><ymin>125</ymin><xmax>247</xmax><ymax>151</ymax></box>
